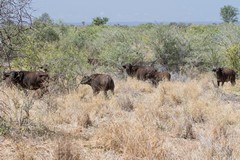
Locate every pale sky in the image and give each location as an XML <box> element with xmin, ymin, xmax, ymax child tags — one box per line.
<box><xmin>32</xmin><ymin>0</ymin><xmax>240</xmax><ymax>24</ymax></box>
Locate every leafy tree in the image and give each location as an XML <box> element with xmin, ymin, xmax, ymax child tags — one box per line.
<box><xmin>38</xmin><ymin>27</ymin><xmax>60</xmax><ymax>42</ymax></box>
<box><xmin>220</xmin><ymin>5</ymin><xmax>239</xmax><ymax>23</ymax></box>
<box><xmin>151</xmin><ymin>26</ymin><xmax>191</xmax><ymax>71</ymax></box>
<box><xmin>33</xmin><ymin>13</ymin><xmax>59</xmax><ymax>42</ymax></box>
<box><xmin>33</xmin><ymin>12</ymin><xmax>53</xmax><ymax>26</ymax></box>
<box><xmin>92</xmin><ymin>17</ymin><xmax>109</xmax><ymax>26</ymax></box>
<box><xmin>37</xmin><ymin>13</ymin><xmax>53</xmax><ymax>24</ymax></box>
<box><xmin>0</xmin><ymin>0</ymin><xmax>33</xmax><ymax>69</ymax></box>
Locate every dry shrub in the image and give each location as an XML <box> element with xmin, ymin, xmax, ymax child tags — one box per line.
<box><xmin>0</xmin><ymin>88</ymin><xmax>41</xmax><ymax>136</ymax></box>
<box><xmin>77</xmin><ymin>113</ymin><xmax>92</xmax><ymax>129</ymax></box>
<box><xmin>93</xmin><ymin>120</ymin><xmax>168</xmax><ymax>159</ymax></box>
<box><xmin>186</xmin><ymin>100</ymin><xmax>213</xmax><ymax>123</ymax></box>
<box><xmin>54</xmin><ymin>139</ymin><xmax>82</xmax><ymax>160</ymax></box>
<box><xmin>198</xmin><ymin>108</ymin><xmax>240</xmax><ymax>159</ymax></box>
<box><xmin>1</xmin><ymin>73</ymin><xmax>240</xmax><ymax>159</ymax></box>
<box><xmin>15</xmin><ymin>142</ymin><xmax>34</xmax><ymax>160</ymax></box>
<box><xmin>177</xmin><ymin>119</ymin><xmax>196</xmax><ymax>139</ymax></box>
<box><xmin>203</xmin><ymin>124</ymin><xmax>234</xmax><ymax>160</ymax></box>
<box><xmin>117</xmin><ymin>95</ymin><xmax>134</xmax><ymax>112</ymax></box>
<box><xmin>154</xmin><ymin>81</ymin><xmax>186</xmax><ymax>107</ymax></box>
<box><xmin>4</xmin><ymin>139</ymin><xmax>54</xmax><ymax>160</ymax></box>
<box><xmin>117</xmin><ymin>78</ymin><xmax>153</xmax><ymax>95</ymax></box>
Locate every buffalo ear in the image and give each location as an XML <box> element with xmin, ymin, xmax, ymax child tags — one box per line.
<box><xmin>2</xmin><ymin>71</ymin><xmax>7</xmax><ymax>80</ymax></box>
<box><xmin>81</xmin><ymin>75</ymin><xmax>91</xmax><ymax>84</ymax></box>
<box><xmin>3</xmin><ymin>71</ymin><xmax>6</xmax><ymax>77</ymax></box>
<box><xmin>18</xmin><ymin>71</ymin><xmax>24</xmax><ymax>81</ymax></box>
<box><xmin>83</xmin><ymin>76</ymin><xmax>89</xmax><ymax>79</ymax></box>
<box><xmin>218</xmin><ymin>67</ymin><xmax>223</xmax><ymax>72</ymax></box>
<box><xmin>86</xmin><ymin>76</ymin><xmax>91</xmax><ymax>81</ymax></box>
<box><xmin>132</xmin><ymin>65</ymin><xmax>139</xmax><ymax>72</ymax></box>
<box><xmin>129</xmin><ymin>64</ymin><xmax>133</xmax><ymax>70</ymax></box>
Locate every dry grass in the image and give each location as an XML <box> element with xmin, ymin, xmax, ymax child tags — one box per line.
<box><xmin>0</xmin><ymin>74</ymin><xmax>240</xmax><ymax>159</ymax></box>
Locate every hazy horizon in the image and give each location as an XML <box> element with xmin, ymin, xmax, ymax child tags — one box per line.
<box><xmin>32</xmin><ymin>1</ymin><xmax>240</xmax><ymax>24</ymax></box>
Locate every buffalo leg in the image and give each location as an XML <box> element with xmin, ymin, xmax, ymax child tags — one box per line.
<box><xmin>33</xmin><ymin>89</ymin><xmax>42</xmax><ymax>99</ymax></box>
<box><xmin>231</xmin><ymin>80</ymin><xmax>236</xmax><ymax>86</ymax></box>
<box><xmin>93</xmin><ymin>90</ymin><xmax>100</xmax><ymax>96</ymax></box>
<box><xmin>217</xmin><ymin>81</ymin><xmax>220</xmax><ymax>87</ymax></box>
<box><xmin>34</xmin><ymin>87</ymin><xmax>48</xmax><ymax>99</ymax></box>
<box><xmin>151</xmin><ymin>79</ymin><xmax>158</xmax><ymax>87</ymax></box>
<box><xmin>23</xmin><ymin>90</ymin><xmax>28</xmax><ymax>96</ymax></box>
<box><xmin>111</xmin><ymin>89</ymin><xmax>114</xmax><ymax>95</ymax></box>
<box><xmin>104</xmin><ymin>91</ymin><xmax>108</xmax><ymax>99</ymax></box>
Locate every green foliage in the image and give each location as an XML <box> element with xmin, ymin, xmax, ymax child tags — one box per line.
<box><xmin>0</xmin><ymin>0</ymin><xmax>32</xmax><ymax>69</ymax></box>
<box><xmin>92</xmin><ymin>17</ymin><xmax>109</xmax><ymax>26</ymax></box>
<box><xmin>0</xmin><ymin>120</ymin><xmax>9</xmax><ymax>136</ymax></box>
<box><xmin>151</xmin><ymin>25</ymin><xmax>191</xmax><ymax>70</ymax></box>
<box><xmin>89</xmin><ymin>26</ymin><xmax>150</xmax><ymax>71</ymax></box>
<box><xmin>220</xmin><ymin>5</ymin><xmax>239</xmax><ymax>23</ymax></box>
<box><xmin>32</xmin><ymin>13</ymin><xmax>59</xmax><ymax>42</ymax></box>
<box><xmin>33</xmin><ymin>13</ymin><xmax>59</xmax><ymax>42</ymax></box>
<box><xmin>225</xmin><ymin>44</ymin><xmax>240</xmax><ymax>72</ymax></box>
<box><xmin>12</xmin><ymin>34</ymin><xmax>48</xmax><ymax>70</ymax></box>
<box><xmin>204</xmin><ymin>23</ymin><xmax>240</xmax><ymax>69</ymax></box>
<box><xmin>35</xmin><ymin>26</ymin><xmax>60</xmax><ymax>42</ymax></box>
<box><xmin>71</xmin><ymin>25</ymin><xmax>103</xmax><ymax>51</ymax></box>
<box><xmin>7</xmin><ymin>13</ymin><xmax>240</xmax><ymax>91</ymax></box>
<box><xmin>33</xmin><ymin>12</ymin><xmax>53</xmax><ymax>25</ymax></box>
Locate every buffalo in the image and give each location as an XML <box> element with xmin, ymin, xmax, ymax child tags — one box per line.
<box><xmin>80</xmin><ymin>74</ymin><xmax>114</xmax><ymax>98</ymax></box>
<box><xmin>146</xmin><ymin>71</ymin><xmax>171</xmax><ymax>86</ymax></box>
<box><xmin>5</xmin><ymin>70</ymin><xmax>50</xmax><ymax>97</ymax></box>
<box><xmin>212</xmin><ymin>67</ymin><xmax>236</xmax><ymax>86</ymax></box>
<box><xmin>122</xmin><ymin>63</ymin><xmax>157</xmax><ymax>81</ymax></box>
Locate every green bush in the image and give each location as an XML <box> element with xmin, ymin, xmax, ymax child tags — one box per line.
<box><xmin>6</xmin><ymin>16</ymin><xmax>240</xmax><ymax>90</ymax></box>
<box><xmin>151</xmin><ymin>25</ymin><xmax>191</xmax><ymax>71</ymax></box>
<box><xmin>0</xmin><ymin>120</ymin><xmax>9</xmax><ymax>136</ymax></box>
<box><xmin>225</xmin><ymin>44</ymin><xmax>240</xmax><ymax>72</ymax></box>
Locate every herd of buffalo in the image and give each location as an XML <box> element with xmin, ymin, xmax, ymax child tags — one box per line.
<box><xmin>1</xmin><ymin>63</ymin><xmax>237</xmax><ymax>98</ymax></box>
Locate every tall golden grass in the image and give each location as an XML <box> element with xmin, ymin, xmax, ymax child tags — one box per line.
<box><xmin>0</xmin><ymin>73</ymin><xmax>240</xmax><ymax>159</ymax></box>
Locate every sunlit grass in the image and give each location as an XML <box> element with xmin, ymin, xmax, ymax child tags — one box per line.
<box><xmin>0</xmin><ymin>74</ymin><xmax>240</xmax><ymax>159</ymax></box>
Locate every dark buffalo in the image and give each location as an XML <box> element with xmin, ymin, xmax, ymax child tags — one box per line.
<box><xmin>212</xmin><ymin>67</ymin><xmax>236</xmax><ymax>86</ymax></box>
<box><xmin>146</xmin><ymin>71</ymin><xmax>171</xmax><ymax>86</ymax></box>
<box><xmin>80</xmin><ymin>74</ymin><xmax>114</xmax><ymax>98</ymax></box>
<box><xmin>122</xmin><ymin>63</ymin><xmax>157</xmax><ymax>81</ymax></box>
<box><xmin>8</xmin><ymin>71</ymin><xmax>49</xmax><ymax>97</ymax></box>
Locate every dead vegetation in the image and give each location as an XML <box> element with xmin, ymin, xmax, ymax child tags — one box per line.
<box><xmin>0</xmin><ymin>73</ymin><xmax>240</xmax><ymax>159</ymax></box>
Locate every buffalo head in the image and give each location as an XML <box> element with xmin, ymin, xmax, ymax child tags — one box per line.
<box><xmin>11</xmin><ymin>71</ymin><xmax>24</xmax><ymax>83</ymax></box>
<box><xmin>9</xmin><ymin>71</ymin><xmax>24</xmax><ymax>82</ymax></box>
<box><xmin>122</xmin><ymin>63</ymin><xmax>132</xmax><ymax>70</ymax></box>
<box><xmin>80</xmin><ymin>76</ymin><xmax>91</xmax><ymax>85</ymax></box>
<box><xmin>122</xmin><ymin>63</ymin><xmax>140</xmax><ymax>77</ymax></box>
<box><xmin>212</xmin><ymin>67</ymin><xmax>223</xmax><ymax>74</ymax></box>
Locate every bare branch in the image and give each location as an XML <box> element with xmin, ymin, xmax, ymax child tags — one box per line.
<box><xmin>0</xmin><ymin>0</ymin><xmax>33</xmax><ymax>69</ymax></box>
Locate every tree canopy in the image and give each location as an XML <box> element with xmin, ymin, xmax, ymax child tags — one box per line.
<box><xmin>220</xmin><ymin>5</ymin><xmax>239</xmax><ymax>23</ymax></box>
<box><xmin>92</xmin><ymin>17</ymin><xmax>109</xmax><ymax>26</ymax></box>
